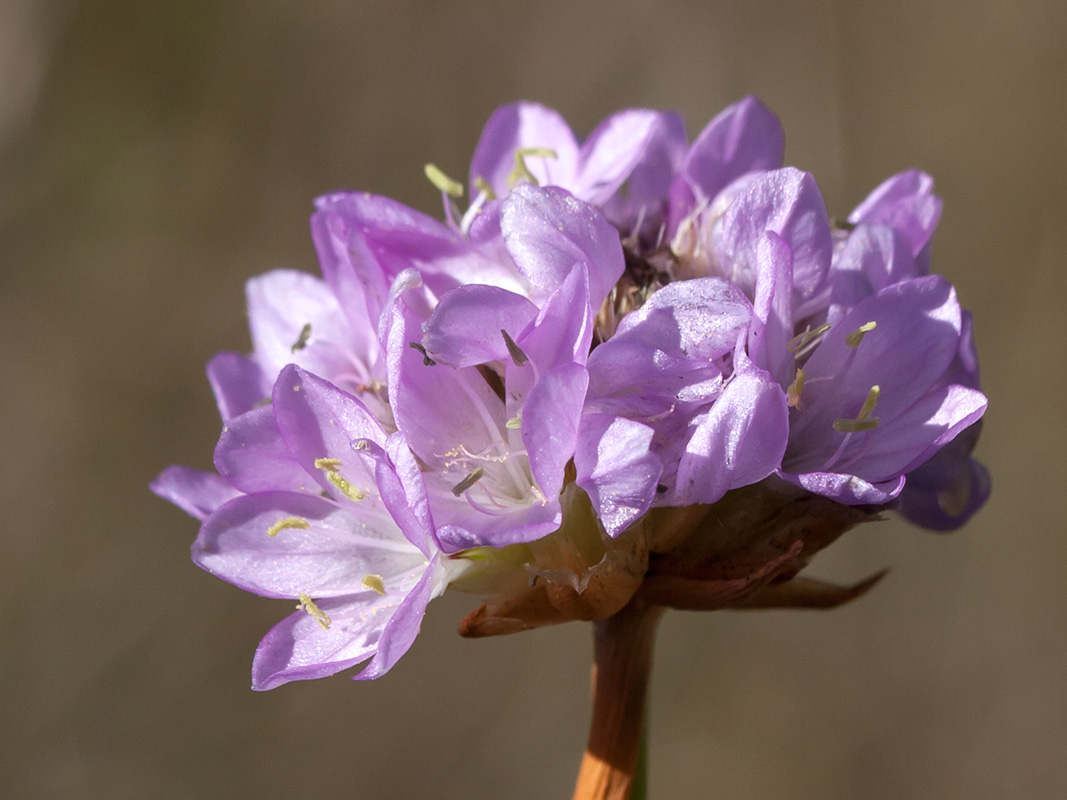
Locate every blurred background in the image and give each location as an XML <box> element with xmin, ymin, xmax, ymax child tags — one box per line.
<box><xmin>2</xmin><ymin>1</ymin><xmax>1064</xmax><ymax>797</ymax></box>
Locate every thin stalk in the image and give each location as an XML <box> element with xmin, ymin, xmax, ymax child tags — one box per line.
<box><xmin>572</xmin><ymin>599</ymin><xmax>663</xmax><ymax>800</ymax></box>
<box><xmin>630</xmin><ymin>715</ymin><xmax>649</xmax><ymax>800</ymax></box>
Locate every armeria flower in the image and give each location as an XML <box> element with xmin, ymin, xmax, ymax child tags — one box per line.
<box><xmin>894</xmin><ymin>312</ymin><xmax>990</xmax><ymax>530</ymax></box>
<box><xmin>578</xmin><ymin>277</ymin><xmax>788</xmax><ymax>534</ymax></box>
<box><xmin>387</xmin><ymin>260</ymin><xmax>592</xmax><ymax>550</ymax></box>
<box><xmin>844</xmin><ymin>168</ymin><xmax>942</xmax><ymax>272</ymax></box>
<box><xmin>340</xmin><ymin>183</ymin><xmax>625</xmax><ymax>549</ymax></box>
<box><xmin>207</xmin><ymin>269</ymin><xmax>388</xmax><ymax>423</ymax></box>
<box><xmin>467</xmin><ymin>95</ymin><xmax>786</xmax><ymax>249</ymax></box>
<box><xmin>675</xmin><ymin>166</ymin><xmax>832</xmax><ymax>312</ymax></box>
<box><xmin>211</xmin><ymin>96</ymin><xmax>786</xmax><ymax>431</ymax></box>
<box><xmin>666</xmin><ymin>95</ymin><xmax>785</xmax><ymax>236</ymax></box>
<box><xmin>155</xmin><ymin>97</ymin><xmax>990</xmax><ymax>695</ymax></box>
<box><xmin>735</xmin><ymin>190</ymin><xmax>987</xmax><ymax>505</ymax></box>
<box><xmin>468</xmin><ymin>101</ymin><xmax>686</xmax><ymax>238</ymax></box>
<box><xmin>822</xmin><ymin>169</ymin><xmax>989</xmax><ymax>527</ymax></box>
<box><xmin>155</xmin><ymin>364</ymin><xmax>466</xmax><ymax>689</ymax></box>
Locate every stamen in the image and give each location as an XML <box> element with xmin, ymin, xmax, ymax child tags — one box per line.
<box><xmin>451</xmin><ymin>467</ymin><xmax>485</xmax><ymax>496</ymax></box>
<box><xmin>846</xmin><ymin>321</ymin><xmax>877</xmax><ymax>348</ymax></box>
<box><xmin>355</xmin><ymin>379</ymin><xmax>385</xmax><ymax>395</ymax></box>
<box><xmin>442</xmin><ymin>443</ymin><xmax>519</xmax><ymax>466</ymax></box>
<box><xmin>501</xmin><ymin>329</ymin><xmax>529</xmax><ymax>366</ymax></box>
<box><xmin>362</xmin><ymin>574</ymin><xmax>386</xmax><ymax>595</ymax></box>
<box><xmin>296</xmin><ymin>593</ymin><xmax>331</xmax><ymax>630</ymax></box>
<box><xmin>473</xmin><ymin>176</ymin><xmax>496</xmax><ymax>200</ymax></box>
<box><xmin>788</xmin><ymin>324</ymin><xmax>832</xmax><ymax>353</ymax></box>
<box><xmin>832</xmin><ymin>418</ymin><xmax>881</xmax><ymax>433</ymax></box>
<box><xmin>787</xmin><ymin>368</ymin><xmax>806</xmax><ymax>408</ymax></box>
<box><xmin>327</xmin><ymin>471</ymin><xmax>368</xmax><ymax>501</ymax></box>
<box><xmin>644</xmin><ymin>403</ymin><xmax>677</xmax><ymax>424</ymax></box>
<box><xmin>507</xmin><ymin>147</ymin><xmax>558</xmax><ymax>188</ymax></box>
<box><xmin>424</xmin><ymin>163</ymin><xmax>464</xmax><ymax>198</ymax></box>
<box><xmin>856</xmin><ymin>385</ymin><xmax>880</xmax><ymax>420</ymax></box>
<box><xmin>670</xmin><ymin>215</ymin><xmax>698</xmax><ymax>259</ymax></box>
<box><xmin>315</xmin><ymin>455</ymin><xmax>369</xmax><ymax>500</ymax></box>
<box><xmin>409</xmin><ymin>342</ymin><xmax>437</xmax><ymax>366</ymax></box>
<box><xmin>453</xmin><ymin>365</ymin><xmax>530</xmax><ymax>494</ymax></box>
<box><xmin>832</xmin><ymin>385</ymin><xmax>881</xmax><ymax>433</ymax></box>
<box><xmin>629</xmin><ymin>206</ymin><xmax>648</xmax><ymax>243</ymax></box>
<box><xmin>267</xmin><ymin>516</ymin><xmax>310</xmax><ymax>538</ymax></box>
<box><xmin>290</xmin><ymin>323</ymin><xmax>312</xmax><ymax>353</ymax></box>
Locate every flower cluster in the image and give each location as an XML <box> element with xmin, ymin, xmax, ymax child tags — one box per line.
<box><xmin>154</xmin><ymin>97</ymin><xmax>988</xmax><ymax>690</ymax></box>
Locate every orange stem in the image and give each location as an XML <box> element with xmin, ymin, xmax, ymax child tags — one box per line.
<box><xmin>572</xmin><ymin>599</ymin><xmax>663</xmax><ymax>800</ymax></box>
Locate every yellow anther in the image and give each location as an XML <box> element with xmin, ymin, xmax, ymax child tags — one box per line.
<box><xmin>832</xmin><ymin>385</ymin><xmax>881</xmax><ymax>433</ymax></box>
<box><xmin>507</xmin><ymin>147</ymin><xmax>558</xmax><ymax>188</ymax></box>
<box><xmin>267</xmin><ymin>516</ymin><xmax>310</xmax><ymax>538</ymax></box>
<box><xmin>519</xmin><ymin>147</ymin><xmax>558</xmax><ymax>160</ymax></box>
<box><xmin>451</xmin><ymin>467</ymin><xmax>485</xmax><ymax>496</ymax></box>
<box><xmin>362</xmin><ymin>574</ymin><xmax>386</xmax><ymax>595</ymax></box>
<box><xmin>787</xmin><ymin>324</ymin><xmax>832</xmax><ymax>353</ymax></box>
<box><xmin>505</xmin><ymin>413</ymin><xmax>522</xmax><ymax>430</ymax></box>
<box><xmin>424</xmin><ymin>163</ymin><xmax>464</xmax><ymax>198</ymax></box>
<box><xmin>832</xmin><ymin>418</ymin><xmax>881</xmax><ymax>433</ymax></box>
<box><xmin>314</xmin><ymin>457</ymin><xmax>342</xmax><ymax>472</ymax></box>
<box><xmin>296</xmin><ymin>593</ymin><xmax>331</xmax><ymax>630</ymax></box>
<box><xmin>473</xmin><ymin>176</ymin><xmax>496</xmax><ymax>200</ymax></box>
<box><xmin>787</xmin><ymin>368</ymin><xmax>806</xmax><ymax>408</ymax></box>
<box><xmin>327</xmin><ymin>471</ymin><xmax>368</xmax><ymax>501</ymax></box>
<box><xmin>290</xmin><ymin>322</ymin><xmax>312</xmax><ymax>353</ymax></box>
<box><xmin>856</xmin><ymin>385</ymin><xmax>880</xmax><ymax>420</ymax></box>
<box><xmin>501</xmin><ymin>329</ymin><xmax>529</xmax><ymax>366</ymax></box>
<box><xmin>846</xmin><ymin>320</ymin><xmax>877</xmax><ymax>348</ymax></box>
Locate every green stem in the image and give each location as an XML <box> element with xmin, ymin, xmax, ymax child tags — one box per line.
<box><xmin>631</xmin><ymin>713</ymin><xmax>649</xmax><ymax>800</ymax></box>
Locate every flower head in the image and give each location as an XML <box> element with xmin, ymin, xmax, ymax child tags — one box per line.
<box><xmin>155</xmin><ymin>97</ymin><xmax>988</xmax><ymax>687</ymax></box>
